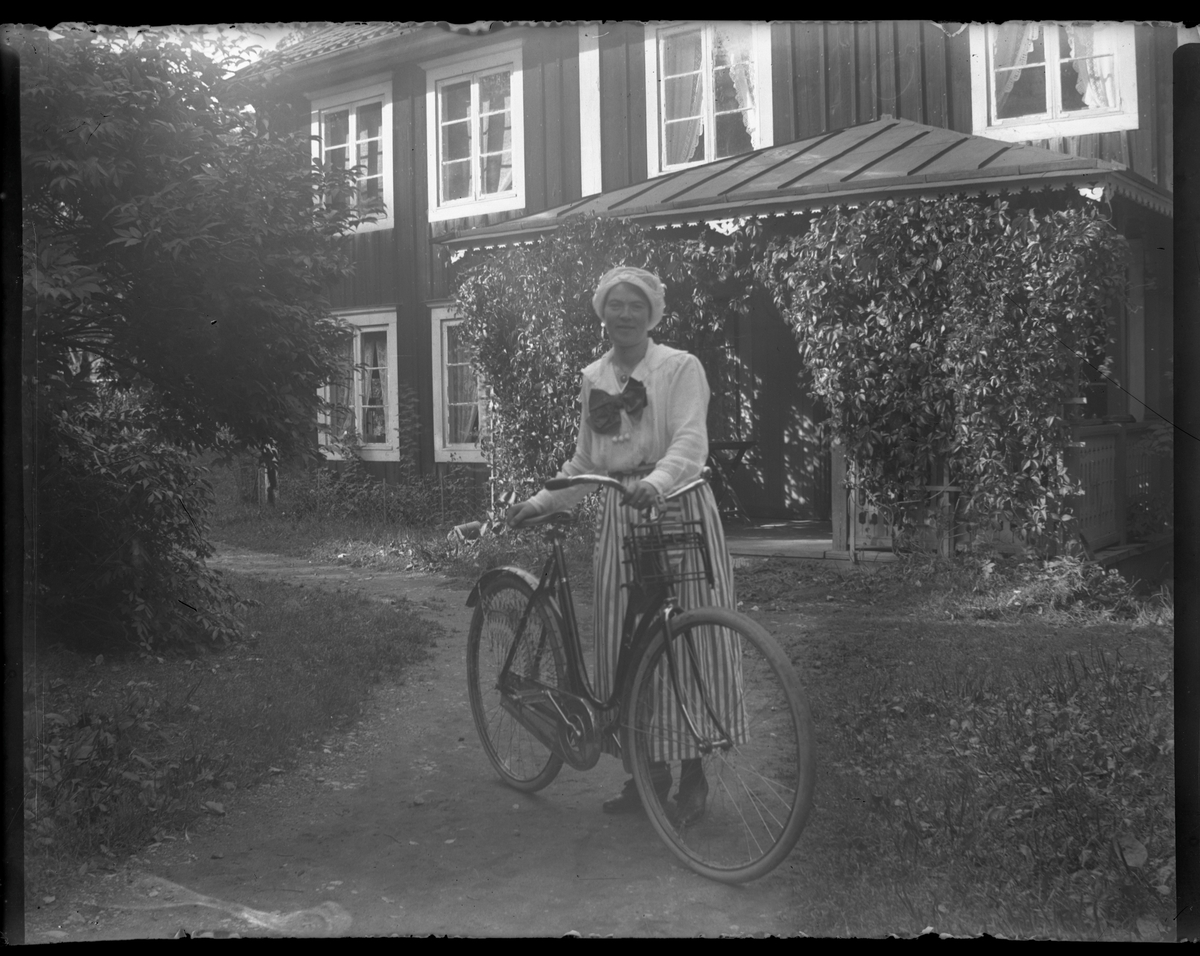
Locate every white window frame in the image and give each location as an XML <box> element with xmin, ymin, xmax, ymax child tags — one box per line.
<box><xmin>423</xmin><ymin>42</ymin><xmax>525</xmax><ymax>223</ymax></box>
<box><xmin>309</xmin><ymin>76</ymin><xmax>394</xmax><ymax>233</ymax></box>
<box><xmin>968</xmin><ymin>22</ymin><xmax>1138</xmax><ymax>143</ymax></box>
<box><xmin>431</xmin><ymin>305</ymin><xmax>487</xmax><ymax>463</ymax></box>
<box><xmin>319</xmin><ymin>309</ymin><xmax>399</xmax><ymax>461</ymax></box>
<box><xmin>643</xmin><ymin>21</ymin><xmax>774</xmax><ymax>179</ymax></box>
<box><xmin>578</xmin><ymin>24</ymin><xmax>603</xmax><ymax>196</ymax></box>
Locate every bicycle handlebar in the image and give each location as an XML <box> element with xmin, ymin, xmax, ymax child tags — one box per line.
<box><xmin>544</xmin><ymin>467</ymin><xmax>711</xmax><ymax>503</ymax></box>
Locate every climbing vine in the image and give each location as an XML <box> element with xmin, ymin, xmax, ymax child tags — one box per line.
<box><xmin>451</xmin><ymin>215</ymin><xmax>752</xmax><ymax>496</ymax></box>
<box><xmin>749</xmin><ymin>195</ymin><xmax>1128</xmax><ymax>550</ymax></box>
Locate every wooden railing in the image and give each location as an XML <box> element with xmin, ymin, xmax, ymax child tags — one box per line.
<box><xmin>830</xmin><ymin>422</ymin><xmax>1170</xmax><ymax>555</ymax></box>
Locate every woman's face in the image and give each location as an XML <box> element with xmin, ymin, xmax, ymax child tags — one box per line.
<box><xmin>602</xmin><ymin>283</ymin><xmax>653</xmax><ymax>349</ymax></box>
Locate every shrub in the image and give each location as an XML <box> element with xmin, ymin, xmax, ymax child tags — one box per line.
<box><xmin>35</xmin><ymin>387</ymin><xmax>244</xmax><ymax>651</ymax></box>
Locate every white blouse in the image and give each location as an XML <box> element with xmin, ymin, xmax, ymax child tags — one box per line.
<box><xmin>530</xmin><ymin>339</ymin><xmax>710</xmax><ymax>514</ymax></box>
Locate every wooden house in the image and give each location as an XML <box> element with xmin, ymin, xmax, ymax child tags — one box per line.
<box><xmin>246</xmin><ymin>21</ymin><xmax>1184</xmax><ymax>555</ymax></box>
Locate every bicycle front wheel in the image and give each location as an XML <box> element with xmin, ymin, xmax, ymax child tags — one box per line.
<box><xmin>627</xmin><ymin>607</ymin><xmax>815</xmax><ymax>883</ymax></box>
<box><xmin>467</xmin><ymin>573</ymin><xmax>566</xmax><ymax>792</ymax></box>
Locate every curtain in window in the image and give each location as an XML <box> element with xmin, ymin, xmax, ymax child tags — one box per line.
<box><xmin>329</xmin><ymin>336</ymin><xmax>355</xmax><ymax>444</ymax></box>
<box><xmin>662</xmin><ymin>30</ymin><xmax>705</xmax><ymax>166</ymax></box>
<box><xmin>445</xmin><ymin>324</ymin><xmax>479</xmax><ymax>444</ymax></box>
<box><xmin>715</xmin><ymin>25</ymin><xmax>757</xmax><ymax>152</ymax></box>
<box><xmin>439</xmin><ymin>81</ymin><xmax>472</xmax><ymax>202</ymax></box>
<box><xmin>1064</xmin><ymin>24</ymin><xmax>1116</xmax><ymax>110</ymax></box>
<box><xmin>993</xmin><ymin>22</ymin><xmax>1041</xmax><ymax>117</ymax></box>
<box><xmin>355</xmin><ymin>103</ymin><xmax>383</xmax><ymax>207</ymax></box>
<box><xmin>478</xmin><ymin>72</ymin><xmax>513</xmax><ymax>195</ymax></box>
<box><xmin>360</xmin><ymin>333</ymin><xmax>388</xmax><ymax>443</ymax></box>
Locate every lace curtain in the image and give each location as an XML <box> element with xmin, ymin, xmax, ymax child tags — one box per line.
<box><xmin>992</xmin><ymin>22</ymin><xmax>1040</xmax><ymax>117</ymax></box>
<box><xmin>662</xmin><ymin>31</ymin><xmax>705</xmax><ymax>166</ymax></box>
<box><xmin>1064</xmin><ymin>24</ymin><xmax>1116</xmax><ymax>110</ymax></box>
<box><xmin>477</xmin><ymin>71</ymin><xmax>513</xmax><ymax>195</ymax></box>
<box><xmin>359</xmin><ymin>333</ymin><xmax>387</xmax><ymax>443</ymax></box>
<box><xmin>715</xmin><ymin>25</ymin><xmax>757</xmax><ymax>156</ymax></box>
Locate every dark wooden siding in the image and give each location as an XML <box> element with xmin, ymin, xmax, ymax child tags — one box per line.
<box><xmin>599</xmin><ymin>22</ymin><xmax>647</xmax><ymax>191</ymax></box>
<box><xmin>327</xmin><ymin>230</ymin><xmax>397</xmax><ymax>310</ymax></box>
<box><xmin>523</xmin><ymin>27</ymin><xmax>584</xmax><ymax>212</ymax></box>
<box><xmin>780</xmin><ymin>21</ymin><xmax>973</xmax><ymax>140</ymax></box>
<box><xmin>392</xmin><ymin>62</ymin><xmax>434</xmax><ymax>475</ymax></box>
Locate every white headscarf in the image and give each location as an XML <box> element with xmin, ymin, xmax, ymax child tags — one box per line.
<box><xmin>591</xmin><ymin>265</ymin><xmax>667</xmax><ymax>330</ymax></box>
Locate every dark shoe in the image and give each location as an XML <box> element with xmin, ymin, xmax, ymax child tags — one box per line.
<box><xmin>602</xmin><ymin>778</ymin><xmax>643</xmax><ymax>814</ymax></box>
<box><xmin>602</xmin><ymin>765</ymin><xmax>671</xmax><ymax>815</ymax></box>
<box><xmin>674</xmin><ymin>762</ymin><xmax>709</xmax><ymax>826</ymax></box>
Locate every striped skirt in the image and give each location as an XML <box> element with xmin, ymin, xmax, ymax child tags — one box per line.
<box><xmin>593</xmin><ymin>476</ymin><xmax>746</xmax><ymax>764</ymax></box>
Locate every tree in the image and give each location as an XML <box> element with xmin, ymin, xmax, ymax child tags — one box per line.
<box><xmin>15</xmin><ymin>25</ymin><xmax>371</xmax><ymax>648</ymax></box>
<box><xmin>451</xmin><ymin>215</ymin><xmax>752</xmax><ymax>496</ymax></box>
<box><xmin>18</xmin><ymin>25</ymin><xmax>370</xmax><ymax>460</ymax></box>
<box><xmin>749</xmin><ymin>195</ymin><xmax>1127</xmax><ymax>552</ymax></box>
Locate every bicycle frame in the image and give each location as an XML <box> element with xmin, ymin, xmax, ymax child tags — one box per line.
<box><xmin>469</xmin><ymin>470</ymin><xmax>736</xmax><ymax>768</ymax></box>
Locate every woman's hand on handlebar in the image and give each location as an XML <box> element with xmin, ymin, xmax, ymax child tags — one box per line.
<box><xmin>505</xmin><ymin>500</ymin><xmax>542</xmax><ymax>529</ymax></box>
<box><xmin>624</xmin><ymin>480</ymin><xmax>660</xmax><ymax>511</ymax></box>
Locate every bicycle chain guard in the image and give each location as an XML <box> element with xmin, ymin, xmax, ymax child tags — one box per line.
<box><xmin>498</xmin><ymin>685</ymin><xmax>602</xmax><ymax>771</ymax></box>
<box><xmin>550</xmin><ymin>694</ymin><xmax>602</xmax><ymax>771</ymax></box>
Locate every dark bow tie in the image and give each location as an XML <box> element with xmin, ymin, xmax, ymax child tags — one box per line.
<box><xmin>589</xmin><ymin>378</ymin><xmax>647</xmax><ymax>435</ymax></box>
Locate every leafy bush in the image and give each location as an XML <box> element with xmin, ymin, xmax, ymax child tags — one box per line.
<box><xmin>35</xmin><ymin>388</ymin><xmax>244</xmax><ymax>651</ymax></box>
<box><xmin>285</xmin><ymin>457</ymin><xmax>485</xmax><ymax>529</ymax></box>
<box><xmin>749</xmin><ymin>196</ymin><xmax>1127</xmax><ymax>553</ymax></box>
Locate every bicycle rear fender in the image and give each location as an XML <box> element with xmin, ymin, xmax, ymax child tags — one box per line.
<box><xmin>465</xmin><ymin>566</ymin><xmax>541</xmax><ymax>607</ymax></box>
<box><xmin>615</xmin><ymin>605</ymin><xmax>681</xmax><ymax>775</ymax></box>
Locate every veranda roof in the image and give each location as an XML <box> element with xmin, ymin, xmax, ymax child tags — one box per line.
<box><xmin>437</xmin><ymin>116</ymin><xmax>1172</xmax><ymax>251</ymax></box>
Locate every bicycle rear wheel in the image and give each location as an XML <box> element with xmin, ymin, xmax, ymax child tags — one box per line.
<box><xmin>627</xmin><ymin>607</ymin><xmax>815</xmax><ymax>883</ymax></box>
<box><xmin>467</xmin><ymin>573</ymin><xmax>566</xmax><ymax>792</ymax></box>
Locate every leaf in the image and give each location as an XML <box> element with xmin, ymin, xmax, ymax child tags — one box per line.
<box><xmin>1114</xmin><ymin>832</ymin><xmax>1148</xmax><ymax>868</ymax></box>
<box><xmin>1136</xmin><ymin>918</ymin><xmax>1162</xmax><ymax>940</ymax></box>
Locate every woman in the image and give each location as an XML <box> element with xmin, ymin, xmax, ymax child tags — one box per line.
<box><xmin>506</xmin><ymin>265</ymin><xmax>741</xmax><ymax>825</ymax></box>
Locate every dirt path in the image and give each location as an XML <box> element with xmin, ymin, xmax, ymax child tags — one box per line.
<box><xmin>31</xmin><ymin>547</ymin><xmax>809</xmax><ymax>939</ymax></box>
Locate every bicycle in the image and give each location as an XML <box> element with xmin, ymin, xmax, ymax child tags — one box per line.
<box><xmin>465</xmin><ymin>470</ymin><xmax>816</xmax><ymax>884</ymax></box>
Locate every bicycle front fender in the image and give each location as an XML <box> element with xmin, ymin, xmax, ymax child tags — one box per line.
<box><xmin>465</xmin><ymin>566</ymin><xmax>542</xmax><ymax>607</ymax></box>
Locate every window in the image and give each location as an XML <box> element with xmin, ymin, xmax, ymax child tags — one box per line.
<box><xmin>424</xmin><ymin>44</ymin><xmax>525</xmax><ymax>222</ymax></box>
<box><xmin>320</xmin><ymin>311</ymin><xmax>399</xmax><ymax>460</ymax></box>
<box><xmin>644</xmin><ymin>22</ymin><xmax>773</xmax><ymax>177</ymax></box>
<box><xmin>310</xmin><ymin>76</ymin><xmax>393</xmax><ymax>230</ymax></box>
<box><xmin>431</xmin><ymin>306</ymin><xmax>487</xmax><ymax>463</ymax></box>
<box><xmin>969</xmin><ymin>23</ymin><xmax>1138</xmax><ymax>142</ymax></box>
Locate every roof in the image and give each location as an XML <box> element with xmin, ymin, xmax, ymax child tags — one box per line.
<box><xmin>438</xmin><ymin>116</ymin><xmax>1173</xmax><ymax>250</ymax></box>
<box><xmin>241</xmin><ymin>22</ymin><xmax>416</xmax><ymax>79</ymax></box>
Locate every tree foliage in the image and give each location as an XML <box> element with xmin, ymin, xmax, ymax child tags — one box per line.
<box><xmin>37</xmin><ymin>387</ymin><xmax>243</xmax><ymax>650</ymax></box>
<box><xmin>14</xmin><ymin>25</ymin><xmax>370</xmax><ymax>647</ymax></box>
<box><xmin>451</xmin><ymin>215</ymin><xmax>752</xmax><ymax>495</ymax></box>
<box><xmin>749</xmin><ymin>195</ymin><xmax>1127</xmax><ymax>548</ymax></box>
<box><xmin>17</xmin><ymin>25</ymin><xmax>369</xmax><ymax>460</ymax></box>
